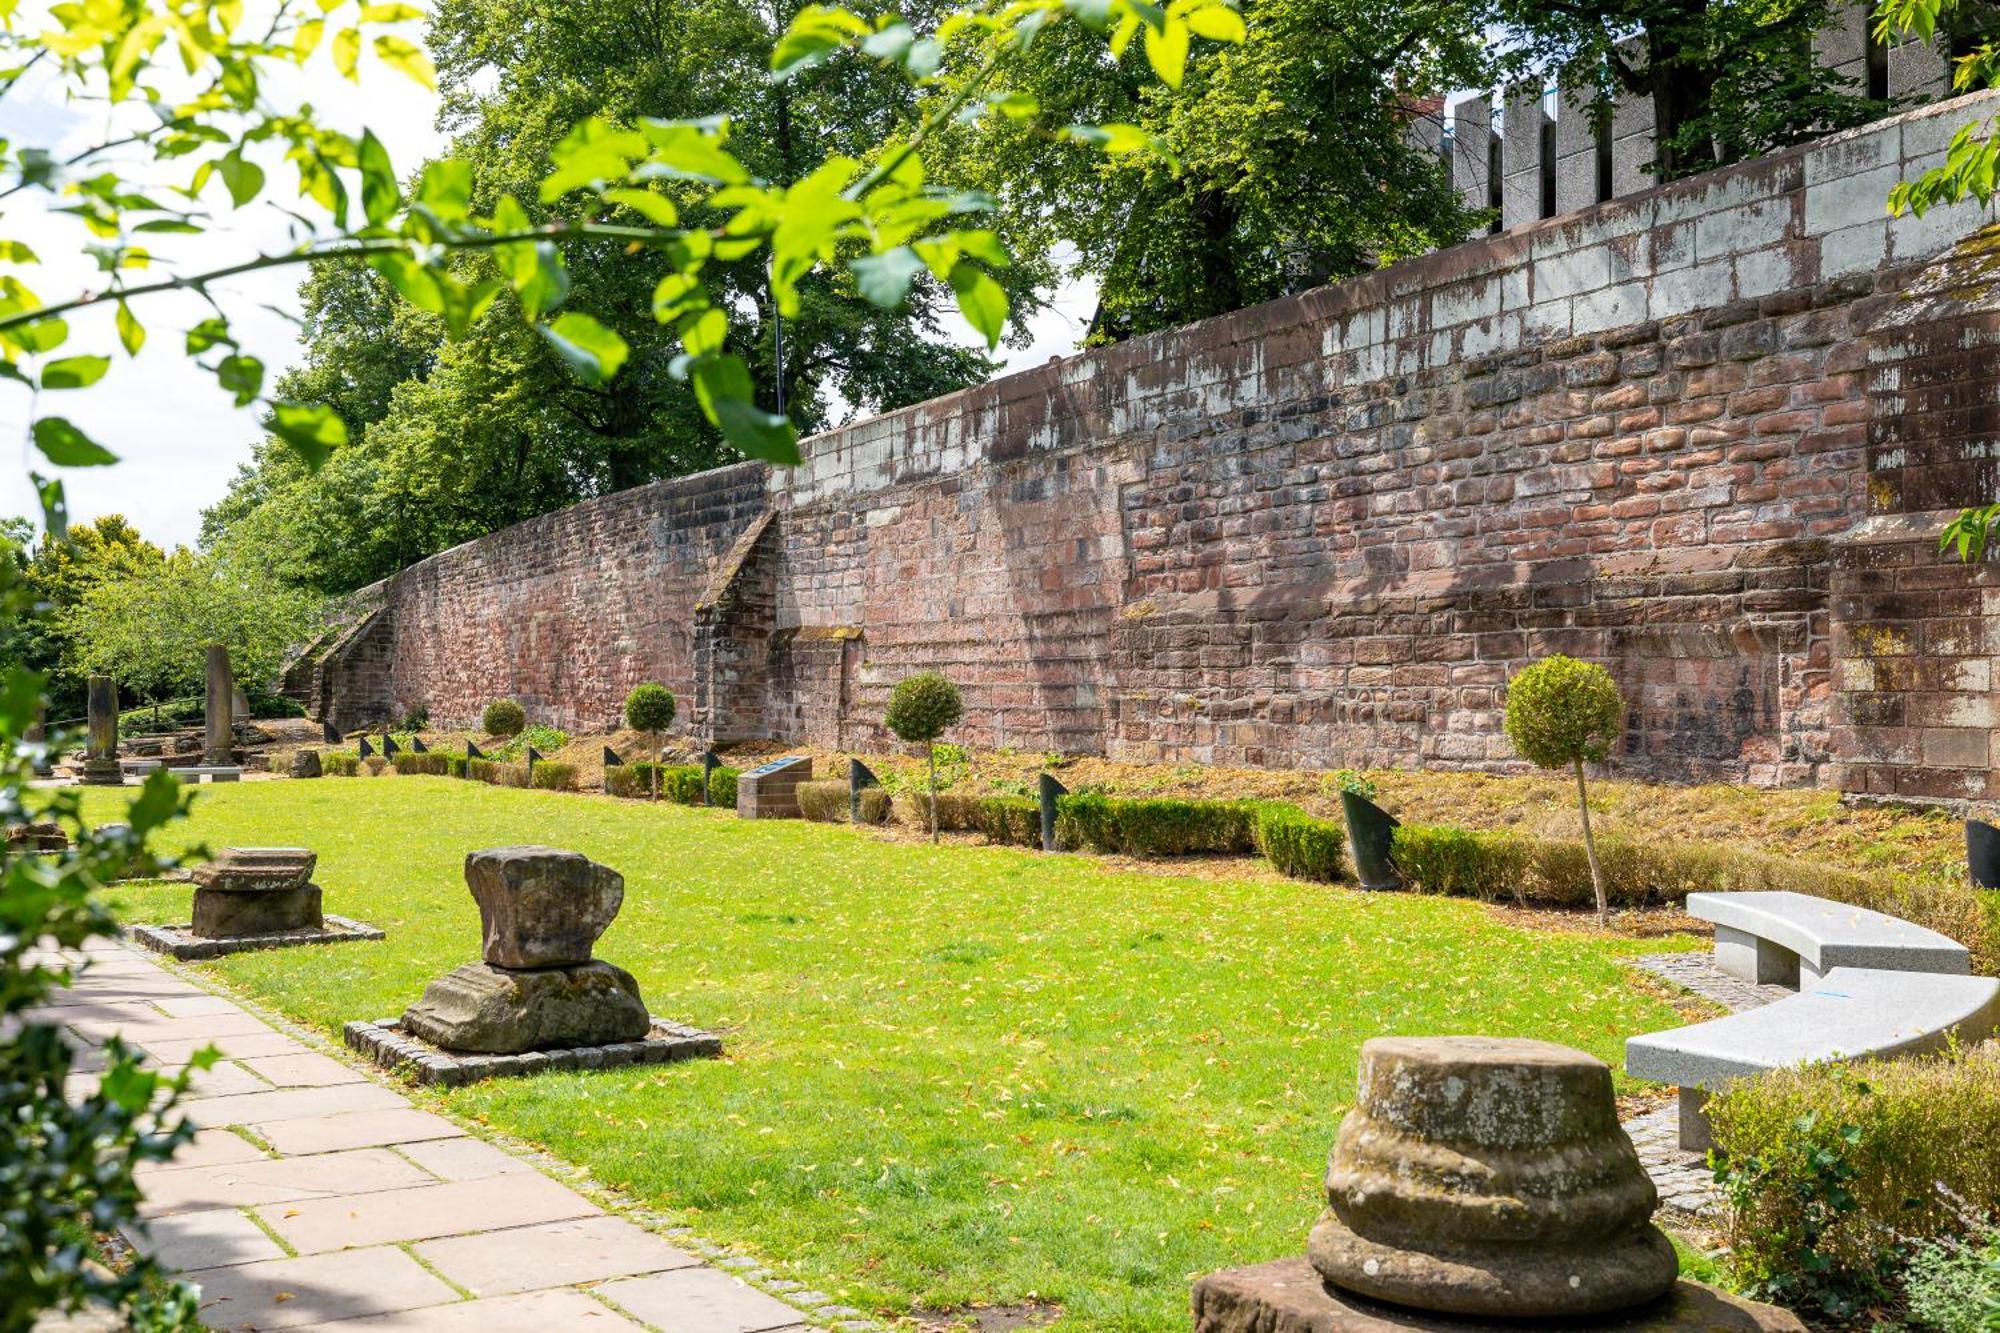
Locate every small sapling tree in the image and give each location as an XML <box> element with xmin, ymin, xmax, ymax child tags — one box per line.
<box><xmin>884</xmin><ymin>671</ymin><xmax>964</xmax><ymax>844</ymax></box>
<box><xmin>624</xmin><ymin>683</ymin><xmax>677</xmax><ymax>735</ymax></box>
<box><xmin>1503</xmin><ymin>654</ymin><xmax>1627</xmax><ymax>924</ymax></box>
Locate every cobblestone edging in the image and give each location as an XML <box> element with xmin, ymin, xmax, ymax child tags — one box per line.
<box><xmin>344</xmin><ymin>1016</ymin><xmax>722</xmax><ymax>1087</ymax></box>
<box><xmin>1621</xmin><ymin>953</ymin><xmax>1790</xmax><ymax>1222</ymax></box>
<box><xmin>128</xmin><ymin>914</ymin><xmax>384</xmax><ymax>960</ymax></box>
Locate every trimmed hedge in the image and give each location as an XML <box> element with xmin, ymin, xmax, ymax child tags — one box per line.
<box><xmin>1257</xmin><ymin>804</ymin><xmax>1346</xmax><ymax>883</ymax></box>
<box><xmin>494</xmin><ymin>762</ymin><xmax>532</xmax><ymax>788</ymax></box>
<box><xmin>856</xmin><ymin>787</ymin><xmax>892</xmax><ymax>825</ymax></box>
<box><xmin>466</xmin><ymin>757</ymin><xmax>498</xmax><ymax>784</ymax></box>
<box><xmin>363</xmin><ymin>755</ymin><xmax>389</xmax><ymax>776</ymax></box>
<box><xmin>392</xmin><ymin>752</ymin><xmax>450</xmax><ymax>776</ymax></box>
<box><xmin>641</xmin><ymin>763</ymin><xmax>740</xmax><ymax>807</ymax></box>
<box><xmin>1055</xmin><ymin>794</ymin><xmax>1261</xmax><ymax>857</ymax></box>
<box><xmin>897</xmin><ymin>790</ymin><xmax>983</xmax><ymax>832</ymax></box>
<box><xmin>603</xmin><ymin>764</ymin><xmax>650</xmax><ymax>799</ymax></box>
<box><xmin>977</xmin><ymin>795</ymin><xmax>1040</xmax><ymax>846</ymax></box>
<box><xmin>1710</xmin><ymin>1044</ymin><xmax>2000</xmax><ymax>1314</ymax></box>
<box><xmin>322</xmin><ymin>752</ymin><xmax>361</xmax><ymax>777</ymax></box>
<box><xmin>797</xmin><ymin>780</ymin><xmax>849</xmax><ymax>823</ymax></box>
<box><xmin>444</xmin><ymin>755</ymin><xmax>469</xmax><ymax>778</ymax></box>
<box><xmin>531</xmin><ymin>761</ymin><xmax>577</xmax><ymax>791</ymax></box>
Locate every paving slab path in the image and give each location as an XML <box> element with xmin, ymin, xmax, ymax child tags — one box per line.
<box><xmin>32</xmin><ymin>937</ymin><xmax>846</xmax><ymax>1333</ymax></box>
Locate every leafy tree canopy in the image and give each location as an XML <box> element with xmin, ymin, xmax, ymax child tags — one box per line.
<box><xmin>937</xmin><ymin>0</ymin><xmax>1492</xmax><ymax>341</ymax></box>
<box><xmin>204</xmin><ymin>0</ymin><xmax>1007</xmax><ymax>596</ymax></box>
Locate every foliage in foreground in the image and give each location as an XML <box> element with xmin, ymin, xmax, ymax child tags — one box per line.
<box><xmin>1710</xmin><ymin>1044</ymin><xmax>2000</xmax><ymax>1321</ymax></box>
<box><xmin>93</xmin><ymin>777</ymin><xmax>1693</xmax><ymax>1331</ymax></box>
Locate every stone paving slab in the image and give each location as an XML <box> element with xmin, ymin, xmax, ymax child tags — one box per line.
<box><xmin>599</xmin><ymin>1268</ymin><xmax>818</xmax><ymax>1333</ymax></box>
<box><xmin>183</xmin><ymin>1245</ymin><xmax>460</xmax><ymax>1331</ymax></box>
<box><xmin>416</xmin><ymin>1215</ymin><xmax>701</xmax><ymax>1295</ymax></box>
<box><xmin>35</xmin><ymin>941</ymin><xmax>853</xmax><ymax>1333</ymax></box>
<box><xmin>259</xmin><ymin>1172</ymin><xmax>600</xmax><ymax>1255</ymax></box>
<box><xmin>289</xmin><ymin>1288</ymin><xmax>647</xmax><ymax>1332</ymax></box>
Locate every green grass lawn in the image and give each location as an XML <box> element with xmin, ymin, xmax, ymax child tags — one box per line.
<box><xmin>89</xmin><ymin>778</ymin><xmax>1698</xmax><ymax>1331</ymax></box>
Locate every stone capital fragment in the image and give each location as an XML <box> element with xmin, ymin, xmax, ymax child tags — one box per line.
<box><xmin>465</xmin><ymin>845</ymin><xmax>625</xmax><ymax>969</ymax></box>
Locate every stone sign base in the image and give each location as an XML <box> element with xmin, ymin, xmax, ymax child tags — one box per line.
<box><xmin>1191</xmin><ymin>1261</ymin><xmax>1804</xmax><ymax>1333</ymax></box>
<box><xmin>129</xmin><ymin>914</ymin><xmax>384</xmax><ymax>961</ymax></box>
<box><xmin>343</xmin><ymin>1015</ymin><xmax>722</xmax><ymax>1087</ymax></box>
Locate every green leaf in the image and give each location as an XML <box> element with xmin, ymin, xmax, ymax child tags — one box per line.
<box><xmin>601</xmin><ymin>188</ymin><xmax>678</xmax><ymax>226</ymax></box>
<box><xmin>216</xmin><ymin>353</ymin><xmax>265</xmax><ymax>405</ymax></box>
<box><xmin>680</xmin><ymin>306</ymin><xmax>728</xmax><ymax>356</ymax></box>
<box><xmin>115</xmin><ymin>301</ymin><xmax>144</xmax><ymax>355</ymax></box>
<box><xmin>269</xmin><ymin>401</ymin><xmax>348</xmax><ymax>468</ymax></box>
<box><xmin>537</xmin><ymin>312</ymin><xmax>629</xmax><ymax>384</ymax></box>
<box><xmin>416</xmin><ymin>159</ymin><xmax>472</xmax><ymax>224</ymax></box>
<box><xmin>32</xmin><ymin>417</ymin><xmax>118</xmax><ymax>466</ymax></box>
<box><xmin>1184</xmin><ymin>2</ymin><xmax>1245</xmax><ymax>41</ymax></box>
<box><xmin>32</xmin><ymin>473</ymin><xmax>68</xmax><ymax>536</ymax></box>
<box><xmin>635</xmin><ymin>120</ymin><xmax>751</xmax><ymax>185</ymax></box>
<box><xmin>1144</xmin><ymin>14</ymin><xmax>1191</xmax><ymax>88</ymax></box>
<box><xmin>949</xmin><ymin>261</ymin><xmax>1007</xmax><ymax>347</ymax></box>
<box><xmin>11</xmin><ymin>317</ymin><xmax>67</xmax><ymax>354</ymax></box>
<box><xmin>651</xmin><ymin>273</ymin><xmax>703</xmax><ymax>321</ymax></box>
<box><xmin>218</xmin><ymin>151</ymin><xmax>264</xmax><ymax>208</ymax></box>
<box><xmin>358</xmin><ymin>130</ymin><xmax>399</xmax><ymax>226</ymax></box>
<box><xmin>186</xmin><ymin>316</ymin><xmax>235</xmax><ymax>354</ymax></box>
<box><xmin>1064</xmin><ymin>0</ymin><xmax>1115</xmax><ymax>29</ymax></box>
<box><xmin>40</xmin><ymin>355</ymin><xmax>111</xmax><ymax>390</ymax></box>
<box><xmin>374</xmin><ymin>33</ymin><xmax>436</xmax><ymax>88</ymax></box>
<box><xmin>332</xmin><ymin>26</ymin><xmax>360</xmax><ymax>78</ymax></box>
<box><xmin>851</xmin><ymin>247</ymin><xmax>925</xmax><ymax>308</ymax></box>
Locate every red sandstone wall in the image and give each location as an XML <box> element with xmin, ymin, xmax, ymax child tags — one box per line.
<box><xmin>317</xmin><ymin>93</ymin><xmax>2000</xmax><ymax>792</ymax></box>
<box><xmin>374</xmin><ymin>463</ymin><xmax>767</xmax><ymax>732</ymax></box>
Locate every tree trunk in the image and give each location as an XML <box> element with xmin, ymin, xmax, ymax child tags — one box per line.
<box><xmin>1575</xmin><ymin>758</ymin><xmax>1608</xmax><ymax>924</ymax></box>
<box><xmin>928</xmin><ymin>743</ymin><xmax>938</xmax><ymax>844</ymax></box>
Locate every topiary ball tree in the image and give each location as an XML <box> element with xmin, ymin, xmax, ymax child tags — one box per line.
<box><xmin>1503</xmin><ymin>654</ymin><xmax>1626</xmax><ymax>924</ymax></box>
<box><xmin>482</xmin><ymin>698</ymin><xmax>526</xmax><ymax>738</ymax></box>
<box><xmin>623</xmin><ymin>683</ymin><xmax>677</xmax><ymax>734</ymax></box>
<box><xmin>884</xmin><ymin>670</ymin><xmax>964</xmax><ymax>844</ymax></box>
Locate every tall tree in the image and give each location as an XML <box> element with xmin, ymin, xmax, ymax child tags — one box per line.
<box><xmin>0</xmin><ymin>517</ymin><xmax>167</xmax><ymax>720</ymax></box>
<box><xmin>205</xmin><ymin>0</ymin><xmax>998</xmax><ymax>596</ymax></box>
<box><xmin>936</xmin><ymin>0</ymin><xmax>1494</xmax><ymax>342</ymax></box>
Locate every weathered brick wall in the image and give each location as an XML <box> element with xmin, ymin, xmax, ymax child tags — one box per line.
<box><xmin>354</xmin><ymin>463</ymin><xmax>769</xmax><ymax>733</ymax></box>
<box><xmin>316</xmin><ymin>93</ymin><xmax>2000</xmax><ymax>792</ymax></box>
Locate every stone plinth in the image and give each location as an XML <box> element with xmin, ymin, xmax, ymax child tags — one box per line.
<box><xmin>290</xmin><ymin>749</ymin><xmax>323</xmax><ymax>779</ymax></box>
<box><xmin>186</xmin><ymin>847</ymin><xmax>331</xmax><ymax>942</ymax></box>
<box><xmin>736</xmin><ymin>755</ymin><xmax>810</xmax><ymax>819</ymax></box>
<box><xmin>400</xmin><ymin>961</ymin><xmax>650</xmax><ymax>1053</ymax></box>
<box><xmin>205</xmin><ymin>644</ymin><xmax>234</xmax><ymax>765</ymax></box>
<box><xmin>465</xmin><ymin>846</ymin><xmax>623</xmax><ymax>968</ymax></box>
<box><xmin>1191</xmin><ymin>1260</ymin><xmax>1805</xmax><ymax>1333</ymax></box>
<box><xmin>81</xmin><ymin>675</ymin><xmax>120</xmax><ymax>785</ymax></box>
<box><xmin>1309</xmin><ymin>1037</ymin><xmax>1676</xmax><ymax>1318</ymax></box>
<box><xmin>5</xmin><ymin>821</ymin><xmax>68</xmax><ymax>853</ymax></box>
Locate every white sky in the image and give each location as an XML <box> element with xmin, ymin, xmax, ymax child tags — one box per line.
<box><xmin>0</xmin><ymin>34</ymin><xmax>1097</xmax><ymax>550</ymax></box>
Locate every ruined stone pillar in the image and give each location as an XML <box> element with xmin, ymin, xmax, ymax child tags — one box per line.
<box><xmin>82</xmin><ymin>675</ymin><xmax>120</xmax><ymax>785</ymax></box>
<box><xmin>205</xmin><ymin>645</ymin><xmax>234</xmax><ymax>766</ymax></box>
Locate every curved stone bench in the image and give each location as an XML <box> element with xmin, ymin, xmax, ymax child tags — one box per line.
<box><xmin>1688</xmin><ymin>890</ymin><xmax>1970</xmax><ymax>987</ymax></box>
<box><xmin>1627</xmin><ymin>966</ymin><xmax>2000</xmax><ymax>1150</ymax></box>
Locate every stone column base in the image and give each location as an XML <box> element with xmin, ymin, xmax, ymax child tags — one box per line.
<box><xmin>80</xmin><ymin>762</ymin><xmax>123</xmax><ymax>786</ymax></box>
<box><xmin>1190</xmin><ymin>1259</ymin><xmax>1804</xmax><ymax>1333</ymax></box>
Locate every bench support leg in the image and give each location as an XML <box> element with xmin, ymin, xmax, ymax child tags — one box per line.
<box><xmin>1713</xmin><ymin>924</ymin><xmax>1799</xmax><ymax>988</ymax></box>
<box><xmin>1677</xmin><ymin>1086</ymin><xmax>1714</xmax><ymax>1154</ymax></box>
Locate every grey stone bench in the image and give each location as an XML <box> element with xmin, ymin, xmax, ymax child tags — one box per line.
<box><xmin>1627</xmin><ymin>967</ymin><xmax>2000</xmax><ymax>1150</ymax></box>
<box><xmin>117</xmin><ymin>760</ymin><xmax>242</xmax><ymax>783</ymax></box>
<box><xmin>1688</xmin><ymin>890</ymin><xmax>1970</xmax><ymax>986</ymax></box>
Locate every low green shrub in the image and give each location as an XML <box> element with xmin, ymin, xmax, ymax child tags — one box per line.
<box><xmin>482</xmin><ymin>698</ymin><xmax>526</xmax><ymax>737</ymax></box>
<box><xmin>977</xmin><ymin>795</ymin><xmax>1040</xmax><ymax>846</ymax></box>
<box><xmin>1390</xmin><ymin>825</ymin><xmax>1533</xmax><ymax>901</ymax></box>
<box><xmin>603</xmin><ymin>764</ymin><xmax>650</xmax><ymax>799</ymax></box>
<box><xmin>444</xmin><ymin>755</ymin><xmax>469</xmax><ymax>778</ymax></box>
<box><xmin>898</xmin><ymin>790</ymin><xmax>983</xmax><ymax>832</ymax></box>
<box><xmin>531</xmin><ymin>761</ymin><xmax>576</xmax><ymax>791</ymax></box>
<box><xmin>363</xmin><ymin>755</ymin><xmax>389</xmax><ymax>776</ymax></box>
<box><xmin>1710</xmin><ymin>1044</ymin><xmax>2000</xmax><ymax>1319</ymax></box>
<box><xmin>707</xmin><ymin>766</ymin><xmax>739</xmax><ymax>808</ymax></box>
<box><xmin>466</xmin><ymin>757</ymin><xmax>498</xmax><ymax>784</ymax></box>
<box><xmin>652</xmin><ymin>763</ymin><xmax>739</xmax><ymax>806</ymax></box>
<box><xmin>857</xmin><ymin>787</ymin><xmax>891</xmax><ymax>825</ymax></box>
<box><xmin>1257</xmin><ymin>804</ymin><xmax>1346</xmax><ymax>883</ymax></box>
<box><xmin>797</xmin><ymin>780</ymin><xmax>850</xmax><ymax>823</ymax></box>
<box><xmin>391</xmin><ymin>752</ymin><xmax>449</xmax><ymax>776</ymax></box>
<box><xmin>495</xmin><ymin>763</ymin><xmax>533</xmax><ymax>788</ymax></box>
<box><xmin>1054</xmin><ymin>794</ymin><xmax>1261</xmax><ymax>857</ymax></box>
<box><xmin>321</xmin><ymin>751</ymin><xmax>360</xmax><ymax>777</ymax></box>
<box><xmin>1903</xmin><ymin>1227</ymin><xmax>2000</xmax><ymax>1331</ymax></box>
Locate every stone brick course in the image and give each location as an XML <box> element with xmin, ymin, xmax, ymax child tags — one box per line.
<box><xmin>311</xmin><ymin>94</ymin><xmax>2000</xmax><ymax>793</ymax></box>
